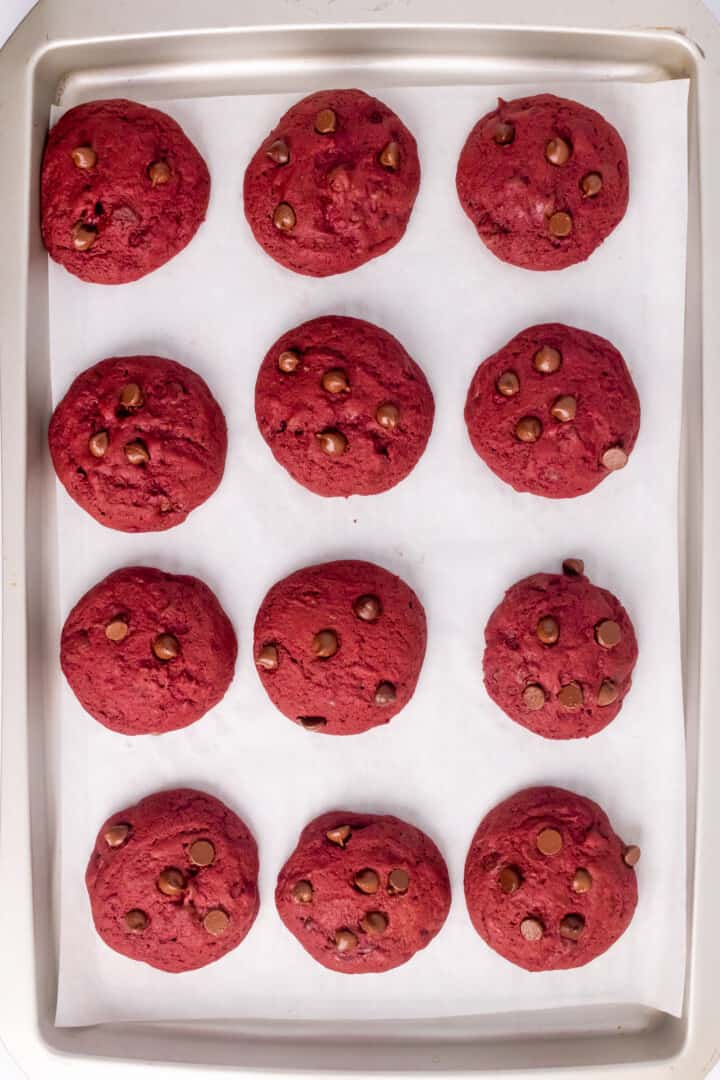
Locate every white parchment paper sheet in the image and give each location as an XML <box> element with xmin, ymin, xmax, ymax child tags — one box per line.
<box><xmin>51</xmin><ymin>80</ymin><xmax>688</xmax><ymax>1025</ymax></box>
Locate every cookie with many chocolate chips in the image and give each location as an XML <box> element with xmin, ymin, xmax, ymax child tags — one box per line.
<box><xmin>254</xmin><ymin>559</ymin><xmax>426</xmax><ymax>735</ymax></box>
<box><xmin>41</xmin><ymin>99</ymin><xmax>210</xmax><ymax>284</ymax></box>
<box><xmin>276</xmin><ymin>810</ymin><xmax>450</xmax><ymax>973</ymax></box>
<box><xmin>243</xmin><ymin>88</ymin><xmax>420</xmax><ymax>276</ymax></box>
<box><xmin>86</xmin><ymin>788</ymin><xmax>258</xmax><ymax>972</ymax></box>
<box><xmin>464</xmin><ymin>323</ymin><xmax>640</xmax><ymax>498</ymax></box>
<box><xmin>255</xmin><ymin>315</ymin><xmax>434</xmax><ymax>497</ymax></box>
<box><xmin>61</xmin><ymin>566</ymin><xmax>237</xmax><ymax>735</ymax></box>
<box><xmin>483</xmin><ymin>560</ymin><xmax>637</xmax><ymax>739</ymax></box>
<box><xmin>456</xmin><ymin>94</ymin><xmax>628</xmax><ymax>270</ymax></box>
<box><xmin>49</xmin><ymin>355</ymin><xmax>227</xmax><ymax>531</ymax></box>
<box><xmin>464</xmin><ymin>786</ymin><xmax>639</xmax><ymax>970</ymax></box>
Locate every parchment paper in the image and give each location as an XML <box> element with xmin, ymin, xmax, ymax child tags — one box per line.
<box><xmin>51</xmin><ymin>80</ymin><xmax>688</xmax><ymax>1025</ymax></box>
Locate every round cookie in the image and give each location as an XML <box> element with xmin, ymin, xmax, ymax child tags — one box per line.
<box><xmin>464</xmin><ymin>323</ymin><xmax>640</xmax><ymax>499</ymax></box>
<box><xmin>483</xmin><ymin>559</ymin><xmax>637</xmax><ymax>740</ymax></box>
<box><xmin>86</xmin><ymin>788</ymin><xmax>258</xmax><ymax>972</ymax></box>
<box><xmin>41</xmin><ymin>99</ymin><xmax>210</xmax><ymax>285</ymax></box>
<box><xmin>61</xmin><ymin>566</ymin><xmax>237</xmax><ymax>735</ymax></box>
<box><xmin>464</xmin><ymin>786</ymin><xmax>639</xmax><ymax>971</ymax></box>
<box><xmin>255</xmin><ymin>315</ymin><xmax>434</xmax><ymax>497</ymax></box>
<box><xmin>49</xmin><ymin>355</ymin><xmax>227</xmax><ymax>532</ymax></box>
<box><xmin>276</xmin><ymin>810</ymin><xmax>450</xmax><ymax>973</ymax></box>
<box><xmin>456</xmin><ymin>94</ymin><xmax>629</xmax><ymax>271</ymax></box>
<box><xmin>254</xmin><ymin>559</ymin><xmax>426</xmax><ymax>735</ymax></box>
<box><xmin>243</xmin><ymin>88</ymin><xmax>420</xmax><ymax>277</ymax></box>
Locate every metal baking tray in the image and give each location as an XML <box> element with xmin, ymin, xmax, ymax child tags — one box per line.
<box><xmin>1</xmin><ymin>1</ymin><xmax>718</xmax><ymax>1076</ymax></box>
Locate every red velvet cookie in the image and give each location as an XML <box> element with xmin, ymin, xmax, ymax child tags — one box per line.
<box><xmin>276</xmin><ymin>810</ymin><xmax>450</xmax><ymax>973</ymax></box>
<box><xmin>86</xmin><ymin>788</ymin><xmax>259</xmax><ymax>972</ymax></box>
<box><xmin>49</xmin><ymin>355</ymin><xmax>227</xmax><ymax>532</ymax></box>
<box><xmin>41</xmin><ymin>99</ymin><xmax>210</xmax><ymax>284</ymax></box>
<box><xmin>255</xmin><ymin>315</ymin><xmax>434</xmax><ymax>497</ymax></box>
<box><xmin>62</xmin><ymin>566</ymin><xmax>237</xmax><ymax>735</ymax></box>
<box><xmin>483</xmin><ymin>560</ymin><xmax>637</xmax><ymax>740</ymax></box>
<box><xmin>254</xmin><ymin>559</ymin><xmax>426</xmax><ymax>735</ymax></box>
<box><xmin>464</xmin><ymin>786</ymin><xmax>639</xmax><ymax>971</ymax></box>
<box><xmin>456</xmin><ymin>94</ymin><xmax>628</xmax><ymax>271</ymax></box>
<box><xmin>464</xmin><ymin>323</ymin><xmax>640</xmax><ymax>499</ymax></box>
<box><xmin>243</xmin><ymin>88</ymin><xmax>420</xmax><ymax>276</ymax></box>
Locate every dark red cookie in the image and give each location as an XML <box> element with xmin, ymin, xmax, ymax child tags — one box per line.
<box><xmin>86</xmin><ymin>788</ymin><xmax>259</xmax><ymax>972</ymax></box>
<box><xmin>255</xmin><ymin>315</ymin><xmax>434</xmax><ymax>497</ymax></box>
<box><xmin>243</xmin><ymin>88</ymin><xmax>420</xmax><ymax>276</ymax></box>
<box><xmin>276</xmin><ymin>810</ymin><xmax>450</xmax><ymax>973</ymax></box>
<box><xmin>61</xmin><ymin>566</ymin><xmax>237</xmax><ymax>735</ymax></box>
<box><xmin>464</xmin><ymin>323</ymin><xmax>640</xmax><ymax>499</ymax></box>
<box><xmin>483</xmin><ymin>560</ymin><xmax>638</xmax><ymax>740</ymax></box>
<box><xmin>41</xmin><ymin>99</ymin><xmax>210</xmax><ymax>284</ymax></box>
<box><xmin>456</xmin><ymin>94</ymin><xmax>628</xmax><ymax>271</ymax></box>
<box><xmin>464</xmin><ymin>786</ymin><xmax>639</xmax><ymax>971</ymax></box>
<box><xmin>49</xmin><ymin>355</ymin><xmax>227</xmax><ymax>532</ymax></box>
<box><xmin>254</xmin><ymin>559</ymin><xmax>426</xmax><ymax>736</ymax></box>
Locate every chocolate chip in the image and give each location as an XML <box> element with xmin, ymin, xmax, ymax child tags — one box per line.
<box><xmin>326</xmin><ymin>825</ymin><xmax>352</xmax><ymax>847</ymax></box>
<box><xmin>494</xmin><ymin>121</ymin><xmax>515</xmax><ymax>145</ymax></box>
<box><xmin>105</xmin><ymin>618</ymin><xmax>128</xmax><ymax>642</ymax></box>
<box><xmin>334</xmin><ymin>928</ymin><xmax>358</xmax><ymax>951</ymax></box>
<box><xmin>322</xmin><ymin>369</ymin><xmax>349</xmax><ymax>394</ymax></box>
<box><xmin>72</xmin><ymin>222</ymin><xmax>97</xmax><ymax>251</ymax></box>
<box><xmin>562</xmin><ymin>558</ymin><xmax>584</xmax><ymax>577</ymax></box>
<box><xmin>375</xmin><ymin>403</ymin><xmax>400</xmax><ymax>430</ymax></box>
<box><xmin>153</xmin><ymin>633</ymin><xmax>179</xmax><ymax>661</ymax></box>
<box><xmin>559</xmin><ymin>913</ymin><xmax>585</xmax><ymax>941</ymax></box>
<box><xmin>536</xmin><ymin>616</ymin><xmax>559</xmax><ymax>645</ymax></box>
<box><xmin>125</xmin><ymin>909</ymin><xmax>147</xmax><ymax>932</ymax></box>
<box><xmin>299</xmin><ymin>716</ymin><xmax>327</xmax><ymax>730</ymax></box>
<box><xmin>533</xmin><ymin>346</ymin><xmax>562</xmax><ymax>374</ymax></box>
<box><xmin>203</xmin><ymin>909</ymin><xmax>229</xmax><ymax>935</ymax></box>
<box><xmin>498</xmin><ymin>866</ymin><xmax>522</xmax><ymax>894</ymax></box>
<box><xmin>267</xmin><ymin>139</ymin><xmax>290</xmax><ymax>164</ymax></box>
<box><xmin>598</xmin><ymin>678</ymin><xmax>618</xmax><ymax>706</ymax></box>
<box><xmin>88</xmin><ymin>430</ymin><xmax>109</xmax><ymax>458</ymax></box>
<box><xmin>572</xmin><ymin>868</ymin><xmax>593</xmax><ymax>893</ymax></box>
<box><xmin>189</xmin><ymin>840</ymin><xmax>215</xmax><ymax>867</ymax></box>
<box><xmin>257</xmin><ymin>644</ymin><xmax>279</xmax><ymax>671</ymax></box>
<box><xmin>601</xmin><ymin>446</ymin><xmax>628</xmax><ymax>471</ymax></box>
<box><xmin>623</xmin><ymin>844</ymin><xmax>641</xmax><ymax>867</ymax></box>
<box><xmin>551</xmin><ymin>395</ymin><xmax>577</xmax><ymax>422</ymax></box>
<box><xmin>388</xmin><ymin>868</ymin><xmax>409</xmax><ymax>894</ymax></box>
<box><xmin>273</xmin><ymin>202</ymin><xmax>296</xmax><ymax>231</ymax></box>
<box><xmin>125</xmin><ymin>440</ymin><xmax>149</xmax><ymax>466</ymax></box>
<box><xmin>316</xmin><ymin>429</ymin><xmax>347</xmax><ymax>456</ymax></box>
<box><xmin>312</xmin><ymin>629</ymin><xmax>338</xmax><ymax>658</ymax></box>
<box><xmin>536</xmin><ymin>828</ymin><xmax>563</xmax><ymax>856</ymax></box>
<box><xmin>104</xmin><ymin>823</ymin><xmax>131</xmax><ymax>847</ymax></box>
<box><xmin>374</xmin><ymin>681</ymin><xmax>396</xmax><ymax>706</ymax></box>
<box><xmin>557</xmin><ymin>681</ymin><xmax>583</xmax><ymax>709</ymax></box>
<box><xmin>523</xmin><ymin>684</ymin><xmax>545</xmax><ymax>710</ymax></box>
<box><xmin>148</xmin><ymin>161</ymin><xmax>171</xmax><ymax>186</ymax></box>
<box><xmin>581</xmin><ymin>172</ymin><xmax>603</xmax><ymax>197</ymax></box>
<box><xmin>379</xmin><ymin>141</ymin><xmax>400</xmax><ymax>170</ymax></box>
<box><xmin>520</xmin><ymin>917</ymin><xmax>543</xmax><ymax>942</ymax></box>
<box><xmin>293</xmin><ymin>880</ymin><xmax>313</xmax><ymax>903</ymax></box>
<box><xmin>120</xmin><ymin>382</ymin><xmax>144</xmax><ymax>408</ymax></box>
<box><xmin>548</xmin><ymin>211</ymin><xmax>573</xmax><ymax>237</ymax></box>
<box><xmin>157</xmin><ymin>867</ymin><xmax>186</xmax><ymax>896</ymax></box>
<box><xmin>315</xmin><ymin>108</ymin><xmax>337</xmax><ymax>134</ymax></box>
<box><xmin>353</xmin><ymin>594</ymin><xmax>381</xmax><ymax>622</ymax></box>
<box><xmin>278</xmin><ymin>350</ymin><xmax>300</xmax><ymax>374</ymax></box>
<box><xmin>545</xmin><ymin>136</ymin><xmax>571</xmax><ymax>166</ymax></box>
<box><xmin>354</xmin><ymin>868</ymin><xmax>380</xmax><ymax>894</ymax></box>
<box><xmin>595</xmin><ymin>620</ymin><xmax>621</xmax><ymax>649</ymax></box>
<box><xmin>360</xmin><ymin>911</ymin><xmax>388</xmax><ymax>934</ymax></box>
<box><xmin>71</xmin><ymin>145</ymin><xmax>96</xmax><ymax>169</ymax></box>
<box><xmin>327</xmin><ymin>165</ymin><xmax>350</xmax><ymax>192</ymax></box>
<box><xmin>515</xmin><ymin>417</ymin><xmax>542</xmax><ymax>443</ymax></box>
<box><xmin>497</xmin><ymin>371</ymin><xmax>520</xmax><ymax>397</ymax></box>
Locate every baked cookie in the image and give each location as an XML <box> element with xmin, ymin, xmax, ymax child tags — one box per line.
<box><xmin>276</xmin><ymin>810</ymin><xmax>450</xmax><ymax>973</ymax></box>
<box><xmin>86</xmin><ymin>788</ymin><xmax>258</xmax><ymax>972</ymax></box>
<box><xmin>49</xmin><ymin>355</ymin><xmax>227</xmax><ymax>532</ymax></box>
<box><xmin>61</xmin><ymin>566</ymin><xmax>237</xmax><ymax>735</ymax></box>
<box><xmin>464</xmin><ymin>786</ymin><xmax>639</xmax><ymax>971</ymax></box>
<box><xmin>41</xmin><ymin>99</ymin><xmax>210</xmax><ymax>285</ymax></box>
<box><xmin>483</xmin><ymin>559</ymin><xmax>637</xmax><ymax>740</ymax></box>
<box><xmin>254</xmin><ymin>559</ymin><xmax>426</xmax><ymax>735</ymax></box>
<box><xmin>243</xmin><ymin>88</ymin><xmax>420</xmax><ymax>276</ymax></box>
<box><xmin>456</xmin><ymin>94</ymin><xmax>628</xmax><ymax>271</ymax></box>
<box><xmin>464</xmin><ymin>323</ymin><xmax>640</xmax><ymax>499</ymax></box>
<box><xmin>255</xmin><ymin>315</ymin><xmax>434</xmax><ymax>497</ymax></box>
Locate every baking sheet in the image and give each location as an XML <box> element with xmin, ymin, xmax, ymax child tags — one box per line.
<box><xmin>50</xmin><ymin>79</ymin><xmax>688</xmax><ymax>1026</ymax></box>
